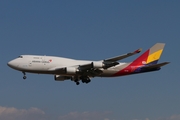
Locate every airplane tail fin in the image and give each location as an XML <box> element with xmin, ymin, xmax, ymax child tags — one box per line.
<box><xmin>132</xmin><ymin>43</ymin><xmax>165</xmax><ymax>66</ymax></box>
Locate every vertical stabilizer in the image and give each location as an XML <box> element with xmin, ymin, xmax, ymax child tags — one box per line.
<box><xmin>132</xmin><ymin>43</ymin><xmax>165</xmax><ymax>66</ymax></box>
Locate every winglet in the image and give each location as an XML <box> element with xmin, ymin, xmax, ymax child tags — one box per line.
<box><xmin>134</xmin><ymin>48</ymin><xmax>142</xmax><ymax>53</ymax></box>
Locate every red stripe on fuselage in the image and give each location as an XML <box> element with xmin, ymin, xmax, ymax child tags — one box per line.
<box><xmin>130</xmin><ymin>49</ymin><xmax>149</xmax><ymax>66</ymax></box>
<box><xmin>112</xmin><ymin>50</ymin><xmax>150</xmax><ymax>76</ymax></box>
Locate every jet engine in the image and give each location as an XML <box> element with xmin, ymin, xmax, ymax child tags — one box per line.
<box><xmin>65</xmin><ymin>67</ymin><xmax>78</xmax><ymax>74</ymax></box>
<box><xmin>92</xmin><ymin>61</ymin><xmax>119</xmax><ymax>69</ymax></box>
<box><xmin>54</xmin><ymin>75</ymin><xmax>71</xmax><ymax>81</ymax></box>
<box><xmin>92</xmin><ymin>62</ymin><xmax>105</xmax><ymax>68</ymax></box>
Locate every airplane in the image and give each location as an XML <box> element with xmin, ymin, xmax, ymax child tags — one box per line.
<box><xmin>7</xmin><ymin>43</ymin><xmax>169</xmax><ymax>85</ymax></box>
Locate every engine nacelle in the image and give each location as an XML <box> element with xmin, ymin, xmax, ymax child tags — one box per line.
<box><xmin>54</xmin><ymin>75</ymin><xmax>70</xmax><ymax>81</ymax></box>
<box><xmin>65</xmin><ymin>67</ymin><xmax>77</xmax><ymax>74</ymax></box>
<box><xmin>92</xmin><ymin>62</ymin><xmax>105</xmax><ymax>68</ymax></box>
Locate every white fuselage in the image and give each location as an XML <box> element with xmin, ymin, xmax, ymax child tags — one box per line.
<box><xmin>7</xmin><ymin>55</ymin><xmax>124</xmax><ymax>77</ymax></box>
<box><xmin>7</xmin><ymin>43</ymin><xmax>168</xmax><ymax>85</ymax></box>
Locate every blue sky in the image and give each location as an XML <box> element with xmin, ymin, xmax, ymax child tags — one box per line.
<box><xmin>0</xmin><ymin>1</ymin><xmax>180</xmax><ymax>120</ymax></box>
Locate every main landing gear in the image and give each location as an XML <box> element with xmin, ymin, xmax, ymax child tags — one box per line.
<box><xmin>81</xmin><ymin>78</ymin><xmax>91</xmax><ymax>84</ymax></box>
<box><xmin>74</xmin><ymin>76</ymin><xmax>91</xmax><ymax>85</ymax></box>
<box><xmin>76</xmin><ymin>81</ymin><xmax>80</xmax><ymax>85</ymax></box>
<box><xmin>22</xmin><ymin>72</ymin><xmax>27</xmax><ymax>79</ymax></box>
<box><xmin>74</xmin><ymin>79</ymin><xmax>80</xmax><ymax>85</ymax></box>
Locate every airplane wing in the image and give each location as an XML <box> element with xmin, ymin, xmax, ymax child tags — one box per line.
<box><xmin>50</xmin><ymin>48</ymin><xmax>142</xmax><ymax>75</ymax></box>
<box><xmin>104</xmin><ymin>48</ymin><xmax>142</xmax><ymax>62</ymax></box>
<box><xmin>49</xmin><ymin>62</ymin><xmax>103</xmax><ymax>77</ymax></box>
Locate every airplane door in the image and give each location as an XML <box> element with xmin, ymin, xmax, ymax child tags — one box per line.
<box><xmin>29</xmin><ymin>60</ymin><xmax>32</xmax><ymax>67</ymax></box>
<box><xmin>29</xmin><ymin>61</ymin><xmax>32</xmax><ymax>67</ymax></box>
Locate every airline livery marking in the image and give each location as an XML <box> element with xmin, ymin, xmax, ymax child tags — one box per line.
<box><xmin>7</xmin><ymin>43</ymin><xmax>169</xmax><ymax>85</ymax></box>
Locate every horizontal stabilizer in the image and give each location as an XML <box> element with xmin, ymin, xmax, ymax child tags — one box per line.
<box><xmin>141</xmin><ymin>62</ymin><xmax>170</xmax><ymax>70</ymax></box>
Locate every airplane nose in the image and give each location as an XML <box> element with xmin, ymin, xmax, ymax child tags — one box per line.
<box><xmin>7</xmin><ymin>61</ymin><xmax>13</xmax><ymax>67</ymax></box>
<box><xmin>7</xmin><ymin>60</ymin><xmax>18</xmax><ymax>69</ymax></box>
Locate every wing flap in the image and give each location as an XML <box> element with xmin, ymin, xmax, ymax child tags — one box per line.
<box><xmin>78</xmin><ymin>62</ymin><xmax>103</xmax><ymax>76</ymax></box>
<box><xmin>78</xmin><ymin>63</ymin><xmax>93</xmax><ymax>72</ymax></box>
<box><xmin>48</xmin><ymin>63</ymin><xmax>103</xmax><ymax>76</ymax></box>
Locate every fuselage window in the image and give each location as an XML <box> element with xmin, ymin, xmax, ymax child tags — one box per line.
<box><xmin>19</xmin><ymin>56</ymin><xmax>23</xmax><ymax>58</ymax></box>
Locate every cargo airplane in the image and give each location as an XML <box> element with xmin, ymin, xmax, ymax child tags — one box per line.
<box><xmin>7</xmin><ymin>43</ymin><xmax>169</xmax><ymax>85</ymax></box>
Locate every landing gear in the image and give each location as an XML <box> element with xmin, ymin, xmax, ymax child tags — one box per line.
<box><xmin>22</xmin><ymin>72</ymin><xmax>27</xmax><ymax>79</ymax></box>
<box><xmin>76</xmin><ymin>81</ymin><xmax>80</xmax><ymax>85</ymax></box>
<box><xmin>23</xmin><ymin>76</ymin><xmax>27</xmax><ymax>79</ymax></box>
<box><xmin>82</xmin><ymin>78</ymin><xmax>91</xmax><ymax>84</ymax></box>
<box><xmin>73</xmin><ymin>76</ymin><xmax>91</xmax><ymax>85</ymax></box>
<box><xmin>81</xmin><ymin>76</ymin><xmax>91</xmax><ymax>84</ymax></box>
<box><xmin>85</xmin><ymin>79</ymin><xmax>91</xmax><ymax>84</ymax></box>
<box><xmin>74</xmin><ymin>78</ymin><xmax>80</xmax><ymax>85</ymax></box>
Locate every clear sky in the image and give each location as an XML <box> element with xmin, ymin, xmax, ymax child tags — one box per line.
<box><xmin>0</xmin><ymin>1</ymin><xmax>180</xmax><ymax>120</ymax></box>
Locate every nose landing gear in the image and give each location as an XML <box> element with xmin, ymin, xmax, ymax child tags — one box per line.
<box><xmin>23</xmin><ymin>76</ymin><xmax>27</xmax><ymax>79</ymax></box>
<box><xmin>22</xmin><ymin>72</ymin><xmax>27</xmax><ymax>79</ymax></box>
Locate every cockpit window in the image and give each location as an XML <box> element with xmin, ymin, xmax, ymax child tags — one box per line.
<box><xmin>19</xmin><ymin>56</ymin><xmax>23</xmax><ymax>58</ymax></box>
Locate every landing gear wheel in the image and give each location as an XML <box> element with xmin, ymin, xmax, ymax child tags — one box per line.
<box><xmin>22</xmin><ymin>72</ymin><xmax>26</xmax><ymax>80</ymax></box>
<box><xmin>76</xmin><ymin>82</ymin><xmax>80</xmax><ymax>85</ymax></box>
<box><xmin>82</xmin><ymin>79</ymin><xmax>86</xmax><ymax>83</ymax></box>
<box><xmin>23</xmin><ymin>76</ymin><xmax>27</xmax><ymax>79</ymax></box>
<box><xmin>86</xmin><ymin>79</ymin><xmax>91</xmax><ymax>84</ymax></box>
